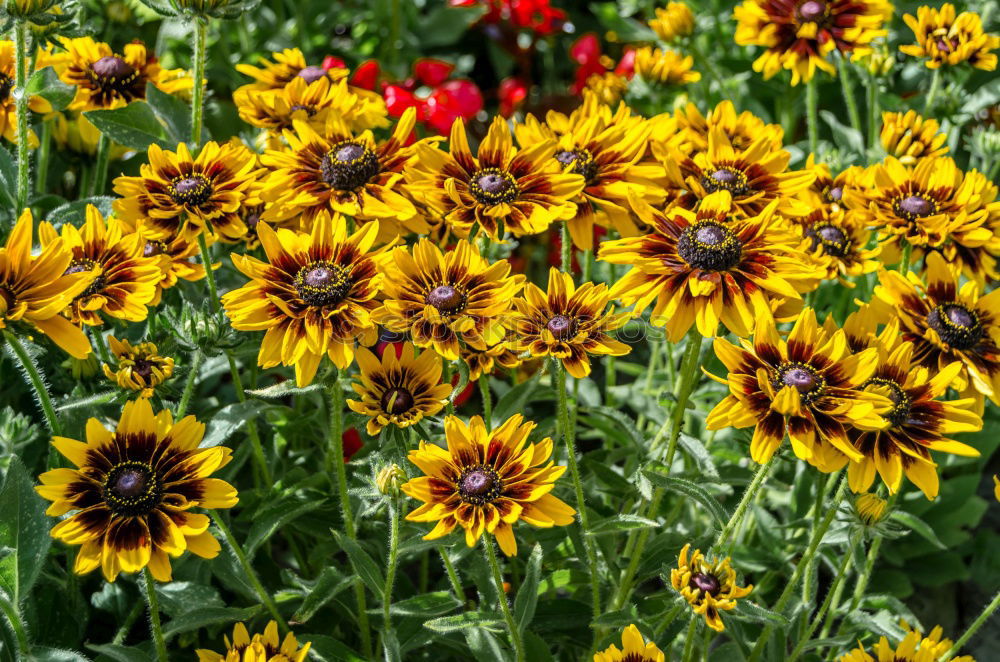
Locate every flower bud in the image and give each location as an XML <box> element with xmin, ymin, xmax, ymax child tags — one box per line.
<box><xmin>376</xmin><ymin>464</ymin><xmax>406</xmax><ymax>497</ymax></box>
<box><xmin>854</xmin><ymin>492</ymin><xmax>888</xmax><ymax>526</ymax></box>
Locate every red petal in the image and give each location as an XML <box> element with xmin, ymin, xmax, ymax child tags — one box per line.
<box><xmin>414</xmin><ymin>58</ymin><xmax>455</xmax><ymax>87</ymax></box>
<box><xmin>351</xmin><ymin>60</ymin><xmax>380</xmax><ymax>90</ymax></box>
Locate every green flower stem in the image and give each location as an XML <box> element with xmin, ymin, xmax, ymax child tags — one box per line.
<box><xmin>479</xmin><ymin>376</ymin><xmax>493</xmax><ymax>430</ymax></box>
<box><xmin>787</xmin><ymin>526</ymin><xmax>865</xmax><ymax>662</ymax></box>
<box><xmin>837</xmin><ymin>57</ymin><xmax>863</xmax><ymax>138</ymax></box>
<box><xmin>176</xmin><ymin>348</ymin><xmax>204</xmax><ymax>418</ymax></box>
<box><xmin>13</xmin><ymin>21</ymin><xmax>30</xmax><ymax>214</ymax></box>
<box><xmin>866</xmin><ymin>69</ymin><xmax>880</xmax><ymax>152</ymax></box>
<box><xmin>0</xmin><ymin>589</ymin><xmax>30</xmax><ymax>656</ymax></box>
<box><xmin>142</xmin><ymin>569</ymin><xmax>168</xmax><ymax>662</ymax></box>
<box><xmin>483</xmin><ymin>537</ymin><xmax>525</xmax><ymax>662</ymax></box>
<box><xmin>713</xmin><ymin>455</ymin><xmax>777</xmax><ymax>554</ymax></box>
<box><xmin>197</xmin><ymin>233</ymin><xmax>221</xmax><ymax>311</ymax></box>
<box><xmin>443</xmin><ymin>360</ymin><xmax>454</xmax><ymax>415</ymax></box>
<box><xmin>211</xmin><ymin>511</ymin><xmax>286</xmax><ymax>631</ymax></box>
<box><xmin>944</xmin><ymin>589</ymin><xmax>1000</xmax><ymax>660</ymax></box>
<box><xmin>90</xmin><ymin>327</ymin><xmax>112</xmax><ymax>366</ymax></box>
<box><xmin>898</xmin><ymin>241</ymin><xmax>912</xmax><ymax>274</ymax></box>
<box><xmin>560</xmin><ymin>220</ymin><xmax>572</xmax><ymax>273</ymax></box>
<box><xmin>806</xmin><ymin>75</ymin><xmax>819</xmax><ymax>157</ymax></box>
<box><xmin>554</xmin><ymin>359</ymin><xmax>601</xmax><ymax>620</ymax></box>
<box><xmin>191</xmin><ymin>17</ymin><xmax>208</xmax><ymax>147</ymax></box>
<box><xmin>747</xmin><ymin>476</ymin><xmax>850</xmax><ymax>662</ymax></box>
<box><xmin>4</xmin><ymin>330</ymin><xmax>62</xmax><ymax>436</ymax></box>
<box><xmin>382</xmin><ymin>496</ymin><xmax>401</xmax><ymax>652</ymax></box>
<box><xmin>680</xmin><ymin>614</ymin><xmax>700</xmax><ymax>662</ymax></box>
<box><xmin>326</xmin><ymin>372</ymin><xmax>372</xmax><ymax>658</ymax></box>
<box><xmin>35</xmin><ymin>117</ymin><xmax>52</xmax><ymax>194</ymax></box>
<box><xmin>112</xmin><ymin>600</ymin><xmax>144</xmax><ymax>645</ymax></box>
<box><xmin>924</xmin><ymin>68</ymin><xmax>941</xmax><ymax>115</ymax></box>
<box><xmin>437</xmin><ymin>545</ymin><xmax>465</xmax><ymax>604</ymax></box>
<box><xmin>653</xmin><ymin>603</ymin><xmax>684</xmax><ymax>637</ymax></box>
<box><xmin>89</xmin><ymin>134</ymin><xmax>111</xmax><ymax>196</ymax></box>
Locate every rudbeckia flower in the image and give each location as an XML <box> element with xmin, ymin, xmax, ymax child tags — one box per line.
<box><xmin>649</xmin><ymin>2</ymin><xmax>695</xmax><ymax>43</ymax></box>
<box><xmin>235</xmin><ymin>47</ymin><xmax>349</xmax><ymax>92</ymax></box>
<box><xmin>508</xmin><ymin>267</ymin><xmax>631</xmax><ymax>378</ymax></box>
<box><xmin>102</xmin><ymin>336</ymin><xmax>175</xmax><ymax>398</ymax></box>
<box><xmin>222</xmin><ymin>214</ymin><xmax>386</xmax><ymax>386</ymax></box>
<box><xmin>461</xmin><ymin>341</ymin><xmax>523</xmax><ymax>381</ymax></box>
<box><xmin>401</xmin><ymin>414</ymin><xmax>575</xmax><ymax>556</ymax></box>
<box><xmin>881</xmin><ymin>111</ymin><xmax>950</xmax><ymax>166</ymax></box>
<box><xmin>660</xmin><ymin>100</ymin><xmax>786</xmax><ymax>159</ymax></box>
<box><xmin>837</xmin><ymin>623</ymin><xmax>974</xmax><ymax>662</ymax></box>
<box><xmin>406</xmin><ymin>115</ymin><xmax>586</xmax><ymax>240</ymax></box>
<box><xmin>594</xmin><ymin>624</ymin><xmax>665</xmax><ymax>662</ymax></box>
<box><xmin>854</xmin><ymin>492</ymin><xmax>889</xmax><ymax>526</ymax></box>
<box><xmin>632</xmin><ymin>47</ymin><xmax>701</xmax><ymax>86</ymax></box>
<box><xmin>372</xmin><ymin>239</ymin><xmax>524</xmax><ymax>360</ymax></box>
<box><xmin>347</xmin><ymin>342</ymin><xmax>452</xmax><ymax>436</ymax></box>
<box><xmin>600</xmin><ymin>191</ymin><xmax>822</xmax><ymax>341</ymax></box>
<box><xmin>705</xmin><ymin>309</ymin><xmax>891</xmax><ymax>470</ymax></box>
<box><xmin>900</xmin><ymin>4</ymin><xmax>999</xmax><ymax>70</ymax></box>
<box><xmin>0</xmin><ymin>40</ymin><xmax>52</xmax><ymax>147</ymax></box>
<box><xmin>0</xmin><ymin>210</ymin><xmax>93</xmax><ymax>358</ymax></box>
<box><xmin>801</xmin><ymin>208</ymin><xmax>881</xmax><ymax>285</ymax></box>
<box><xmin>134</xmin><ymin>231</ymin><xmax>206</xmax><ymax>305</ymax></box>
<box><xmin>670</xmin><ymin>543</ymin><xmax>752</xmax><ymax>632</ymax></box>
<box><xmin>196</xmin><ymin>621</ymin><xmax>311</xmax><ymax>662</ymax></box>
<box><xmin>36</xmin><ymin>398</ymin><xmax>237</xmax><ymax>582</ymax></box>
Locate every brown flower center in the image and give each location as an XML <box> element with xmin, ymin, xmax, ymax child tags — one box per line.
<box><xmin>91</xmin><ymin>55</ymin><xmax>135</xmax><ymax>81</ymax></box>
<box><xmin>65</xmin><ymin>258</ymin><xmax>105</xmax><ymax>297</ymax></box>
<box><xmin>294</xmin><ymin>261</ymin><xmax>351</xmax><ymax>307</ymax></box>
<box><xmin>470</xmin><ymin>168</ymin><xmax>519</xmax><ymax>204</ymax></box>
<box><xmin>132</xmin><ymin>358</ymin><xmax>155</xmax><ymax>382</ymax></box>
<box><xmin>0</xmin><ymin>74</ymin><xmax>12</xmax><ymax>103</ymax></box>
<box><xmin>169</xmin><ymin>175</ymin><xmax>213</xmax><ymax>206</ymax></box>
<box><xmin>426</xmin><ymin>285</ymin><xmax>466</xmax><ymax>314</ymax></box>
<box><xmin>862</xmin><ymin>377</ymin><xmax>911</xmax><ymax>426</ymax></box>
<box><xmin>296</xmin><ymin>65</ymin><xmax>327</xmax><ymax>84</ymax></box>
<box><xmin>895</xmin><ymin>194</ymin><xmax>935</xmax><ymax>219</ymax></box>
<box><xmin>458</xmin><ymin>465</ymin><xmax>502</xmax><ymax>504</ymax></box>
<box><xmin>103</xmin><ymin>461</ymin><xmax>161</xmax><ymax>516</ymax></box>
<box><xmin>798</xmin><ymin>0</ymin><xmax>826</xmax><ymax>21</ymax></box>
<box><xmin>546</xmin><ymin>314</ymin><xmax>577</xmax><ymax>340</ymax></box>
<box><xmin>380</xmin><ymin>387</ymin><xmax>414</xmax><ymax>415</ymax></box>
<box><xmin>689</xmin><ymin>572</ymin><xmax>721</xmax><ymax>596</ymax></box>
<box><xmin>926</xmin><ymin>303</ymin><xmax>982</xmax><ymax>350</ymax></box>
<box><xmin>826</xmin><ymin>186</ymin><xmax>843</xmax><ymax>202</ymax></box>
<box><xmin>321</xmin><ymin>140</ymin><xmax>381</xmax><ymax>191</ymax></box>
<box><xmin>554</xmin><ymin>148</ymin><xmax>598</xmax><ymax>184</ymax></box>
<box><xmin>677</xmin><ymin>221</ymin><xmax>742</xmax><ymax>271</ymax></box>
<box><xmin>775</xmin><ymin>362</ymin><xmax>825</xmax><ymax>403</ymax></box>
<box><xmin>143</xmin><ymin>241</ymin><xmax>167</xmax><ymax>258</ymax></box>
<box><xmin>702</xmin><ymin>166</ymin><xmax>748</xmax><ymax>195</ymax></box>
<box><xmin>806</xmin><ymin>222</ymin><xmax>850</xmax><ymax>258</ymax></box>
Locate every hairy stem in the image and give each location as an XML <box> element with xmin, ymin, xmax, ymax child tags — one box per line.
<box><xmin>13</xmin><ymin>22</ymin><xmax>30</xmax><ymax>214</ymax></box>
<box><xmin>191</xmin><ymin>18</ymin><xmax>208</xmax><ymax>147</ymax></box>
<box><xmin>483</xmin><ymin>538</ymin><xmax>525</xmax><ymax>662</ymax></box>
<box><xmin>142</xmin><ymin>569</ymin><xmax>168</xmax><ymax>662</ymax></box>
<box><xmin>4</xmin><ymin>330</ymin><xmax>62</xmax><ymax>436</ymax></box>
<box><xmin>211</xmin><ymin>512</ymin><xmax>286</xmax><ymax>630</ymax></box>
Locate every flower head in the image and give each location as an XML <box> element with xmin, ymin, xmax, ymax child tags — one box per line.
<box><xmin>235</xmin><ymin>47</ymin><xmax>348</xmax><ymax>92</ymax></box>
<box><xmin>102</xmin><ymin>336</ymin><xmax>174</xmax><ymax>398</ymax></box>
<box><xmin>671</xmin><ymin>543</ymin><xmax>752</xmax><ymax>632</ymax></box>
<box><xmin>594</xmin><ymin>624</ymin><xmax>665</xmax><ymax>662</ymax></box>
<box><xmin>347</xmin><ymin>342</ymin><xmax>452</xmax><ymax>436</ymax></box>
<box><xmin>649</xmin><ymin>2</ymin><xmax>695</xmax><ymax>42</ymax></box>
<box><xmin>837</xmin><ymin>624</ymin><xmax>974</xmax><ymax>662</ymax></box>
<box><xmin>881</xmin><ymin>111</ymin><xmax>949</xmax><ymax>166</ymax></box>
<box><xmin>196</xmin><ymin>621</ymin><xmax>310</xmax><ymax>662</ymax></box>
<box><xmin>234</xmin><ymin>76</ymin><xmax>387</xmax><ymax>135</ymax></box>
<box><xmin>36</xmin><ymin>398</ymin><xmax>237</xmax><ymax>582</ymax></box>
<box><xmin>632</xmin><ymin>47</ymin><xmax>701</xmax><ymax>86</ymax></box>
<box><xmin>901</xmin><ymin>4</ymin><xmax>999</xmax><ymax>70</ymax></box>
<box><xmin>461</xmin><ymin>341</ymin><xmax>523</xmax><ymax>381</ymax></box>
<box><xmin>0</xmin><ymin>40</ymin><xmax>51</xmax><ymax>147</ymax></box>
<box><xmin>401</xmin><ymin>414</ymin><xmax>575</xmax><ymax>556</ymax></box>
<box><xmin>854</xmin><ymin>492</ymin><xmax>888</xmax><ymax>526</ymax></box>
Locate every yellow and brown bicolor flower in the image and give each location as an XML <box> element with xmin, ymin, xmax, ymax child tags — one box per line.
<box><xmin>871</xmin><ymin>251</ymin><xmax>1000</xmax><ymax>410</ymax></box>
<box><xmin>196</xmin><ymin>621</ymin><xmax>311</xmax><ymax>662</ymax></box>
<box><xmin>734</xmin><ymin>0</ymin><xmax>892</xmax><ymax>85</ymax></box>
<box><xmin>347</xmin><ymin>342</ymin><xmax>452</xmax><ymax>436</ymax></box>
<box><xmin>406</xmin><ymin>116</ymin><xmax>586</xmax><ymax>240</ymax></box>
<box><xmin>658</xmin><ymin>100</ymin><xmax>786</xmax><ymax>161</ymax></box>
<box><xmin>135</xmin><ymin>231</ymin><xmax>206</xmax><ymax>306</ymax></box>
<box><xmin>102</xmin><ymin>336</ymin><xmax>175</xmax><ymax>398</ymax></box>
<box><xmin>0</xmin><ymin>40</ymin><xmax>52</xmax><ymax>147</ymax></box>
<box><xmin>260</xmin><ymin>107</ymin><xmax>427</xmax><ymax>239</ymax></box>
<box><xmin>401</xmin><ymin>414</ymin><xmax>575</xmax><ymax>556</ymax></box>
<box><xmin>508</xmin><ymin>267</ymin><xmax>630</xmax><ymax>378</ymax></box>
<box><xmin>222</xmin><ymin>214</ymin><xmax>385</xmax><ymax>386</ymax></box>
<box><xmin>52</xmin><ymin>36</ymin><xmax>191</xmax><ymax>111</ymax></box>
<box><xmin>670</xmin><ymin>543</ymin><xmax>752</xmax><ymax>632</ymax></box>
<box><xmin>649</xmin><ymin>2</ymin><xmax>695</xmax><ymax>43</ymax></box>
<box><xmin>900</xmin><ymin>4</ymin><xmax>999</xmax><ymax>71</ymax></box>
<box><xmin>633</xmin><ymin>47</ymin><xmax>701</xmax><ymax>86</ymax></box>
<box><xmin>0</xmin><ymin>210</ymin><xmax>93</xmax><ymax>358</ymax></box>
<box><xmin>658</xmin><ymin>127</ymin><xmax>814</xmax><ymax>219</ymax></box>
<box><xmin>372</xmin><ymin>239</ymin><xmax>524</xmax><ymax>361</ymax></box>
<box><xmin>513</xmin><ymin>96</ymin><xmax>662</xmax><ymax>249</ymax></box>
<box><xmin>795</xmin><ymin>156</ymin><xmax>863</xmax><ymax>222</ymax></box>
<box><xmin>36</xmin><ymin>398</ymin><xmax>238</xmax><ymax>582</ymax></box>
<box><xmin>705</xmin><ymin>309</ymin><xmax>891</xmax><ymax>471</ymax></box>
<box><xmin>845</xmin><ymin>326</ymin><xmax>981</xmax><ymax>499</ymax></box>
<box><xmin>801</xmin><ymin>207</ymin><xmax>881</xmax><ymax>285</ymax></box>
<box><xmin>594</xmin><ymin>624</ymin><xmax>665</xmax><ymax>662</ymax></box>
<box><xmin>113</xmin><ymin>141</ymin><xmax>262</xmax><ymax>243</ymax></box>
<box><xmin>461</xmin><ymin>342</ymin><xmax>523</xmax><ymax>381</ymax></box>
<box><xmin>235</xmin><ymin>47</ymin><xmax>349</xmax><ymax>92</ymax></box>
<box><xmin>881</xmin><ymin>111</ymin><xmax>949</xmax><ymax>166</ymax></box>
<box><xmin>38</xmin><ymin>206</ymin><xmax>164</xmax><ymax>327</ymax></box>
<box><xmin>837</xmin><ymin>623</ymin><xmax>974</xmax><ymax>662</ymax></box>
<box><xmin>600</xmin><ymin>191</ymin><xmax>822</xmax><ymax>341</ymax></box>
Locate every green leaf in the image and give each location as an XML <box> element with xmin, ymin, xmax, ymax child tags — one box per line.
<box><xmin>29</xmin><ymin>648</ymin><xmax>90</xmax><ymax>661</ymax></box>
<box><xmin>523</xmin><ymin>631</ymin><xmax>556</xmax><ymax>662</ymax></box>
<box><xmin>678</xmin><ymin>434</ymin><xmax>719</xmax><ymax>479</ymax></box>
<box><xmin>579</xmin><ymin>406</ymin><xmax>643</xmax><ymax>448</ymax></box>
<box><xmin>86</xmin><ymin>643</ymin><xmax>152</xmax><ymax>662</ymax></box>
<box><xmin>513</xmin><ymin>544</ymin><xmax>542</xmax><ymax>632</ymax></box>
<box><xmin>24</xmin><ymin>67</ymin><xmax>75</xmax><ymax>112</ymax></box>
<box><xmin>0</xmin><ymin>457</ymin><xmax>53</xmax><ymax>602</ymax></box>
<box><xmin>0</xmin><ymin>145</ymin><xmax>17</xmax><ymax>211</ymax></box>
<box><xmin>419</xmin><ymin>5</ymin><xmax>488</xmax><ymax>47</ymax></box>
<box><xmin>293</xmin><ymin>566</ymin><xmax>352</xmax><ymax>623</ymax></box>
<box><xmin>292</xmin><ymin>635</ymin><xmax>366</xmax><ymax>662</ymax></box>
<box><xmin>888</xmin><ymin>510</ymin><xmax>947</xmax><ymax>550</ymax></box>
<box><xmin>330</xmin><ymin>530</ymin><xmax>384</xmax><ymax>596</ymax></box>
<box><xmin>641</xmin><ymin>471</ymin><xmax>727</xmax><ymax>527</ymax></box>
<box><xmin>492</xmin><ymin>375</ymin><xmax>540</xmax><ymax>425</ymax></box>
<box><xmin>55</xmin><ymin>390</ymin><xmax>120</xmax><ymax>412</ymax></box>
<box><xmin>387</xmin><ymin>590</ymin><xmax>462</xmax><ymax>617</ymax></box>
<box><xmin>161</xmin><ymin>606</ymin><xmax>258</xmax><ymax>640</ymax></box>
<box><xmin>46</xmin><ymin>197</ymin><xmax>116</xmax><ymax>227</ymax></box>
<box><xmin>423</xmin><ymin>611</ymin><xmax>504</xmax><ymax>633</ymax></box>
<box><xmin>202</xmin><ymin>400</ymin><xmax>269</xmax><ymax>448</ymax></box>
<box><xmin>246</xmin><ymin>381</ymin><xmax>324</xmax><ymax>399</ymax></box>
<box><xmin>732</xmin><ymin>600</ymin><xmax>791</xmax><ymax>627</ymax></box>
<box><xmin>154</xmin><ymin>581</ymin><xmax>223</xmax><ymax>618</ymax></box>
<box><xmin>590</xmin><ymin>2</ymin><xmax>658</xmax><ymax>42</ymax></box>
<box><xmin>145</xmin><ymin>84</ymin><xmax>206</xmax><ymax>145</ymax></box>
<box><xmin>246</xmin><ymin>496</ymin><xmax>324</xmax><ymax>557</ymax></box>
<box><xmin>84</xmin><ymin>102</ymin><xmax>169</xmax><ymax>151</ymax></box>
<box><xmin>588</xmin><ymin>514</ymin><xmax>661</xmax><ymax>537</ymax></box>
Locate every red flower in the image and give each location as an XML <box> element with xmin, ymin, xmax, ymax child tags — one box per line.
<box><xmin>414</xmin><ymin>58</ymin><xmax>455</xmax><ymax>87</ymax></box>
<box><xmin>343</xmin><ymin>427</ymin><xmax>363</xmax><ymax>461</ymax></box>
<box><xmin>322</xmin><ymin>55</ymin><xmax>347</xmax><ymax>71</ymax></box>
<box><xmin>351</xmin><ymin>59</ymin><xmax>381</xmax><ymax>91</ymax></box>
<box><xmin>570</xmin><ymin>33</ymin><xmax>608</xmax><ymax>93</ymax></box>
<box><xmin>498</xmin><ymin>76</ymin><xmax>528</xmax><ymax>116</ymax></box>
<box><xmin>451</xmin><ymin>0</ymin><xmax>564</xmax><ymax>36</ymax></box>
<box><xmin>376</xmin><ymin>60</ymin><xmax>483</xmax><ymax>135</ymax></box>
<box><xmin>423</xmin><ymin>79</ymin><xmax>483</xmax><ymax>134</ymax></box>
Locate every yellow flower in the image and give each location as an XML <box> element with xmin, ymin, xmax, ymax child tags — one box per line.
<box><xmin>401</xmin><ymin>414</ymin><xmax>576</xmax><ymax>556</ymax></box>
<box><xmin>51</xmin><ymin>36</ymin><xmax>191</xmax><ymax>111</ymax></box>
<box><xmin>347</xmin><ymin>342</ymin><xmax>452</xmax><ymax>436</ymax></box>
<box><xmin>633</xmin><ymin>47</ymin><xmax>701</xmax><ymax>86</ymax></box>
<box><xmin>854</xmin><ymin>492</ymin><xmax>889</xmax><ymax>526</ymax></box>
<box><xmin>372</xmin><ymin>238</ymin><xmax>524</xmax><ymax>360</ymax></box>
<box><xmin>113</xmin><ymin>141</ymin><xmax>262</xmax><ymax>242</ymax></box>
<box><xmin>102</xmin><ymin>336</ymin><xmax>174</xmax><ymax>398</ymax></box>
<box><xmin>461</xmin><ymin>341</ymin><xmax>523</xmax><ymax>381</ymax></box>
<box><xmin>671</xmin><ymin>543</ymin><xmax>752</xmax><ymax>632</ymax></box>
<box><xmin>594</xmin><ymin>624</ymin><xmax>665</xmax><ymax>662</ymax></box>
<box><xmin>881</xmin><ymin>111</ymin><xmax>949</xmax><ymax>166</ymax></box>
<box><xmin>994</xmin><ymin>475</ymin><xmax>999</xmax><ymax>502</ymax></box>
<box><xmin>196</xmin><ymin>621</ymin><xmax>310</xmax><ymax>662</ymax></box>
<box><xmin>235</xmin><ymin>47</ymin><xmax>348</xmax><ymax>93</ymax></box>
<box><xmin>36</xmin><ymin>398</ymin><xmax>237</xmax><ymax>582</ymax></box>
<box><xmin>649</xmin><ymin>2</ymin><xmax>694</xmax><ymax>43</ymax></box>
<box><xmin>583</xmin><ymin>71</ymin><xmax>629</xmax><ymax>106</ymax></box>
<box><xmin>0</xmin><ymin>40</ymin><xmax>51</xmax><ymax>147</ymax></box>
<box><xmin>135</xmin><ymin>231</ymin><xmax>206</xmax><ymax>306</ymax></box>
<box><xmin>38</xmin><ymin>205</ymin><xmax>164</xmax><ymax>327</ymax></box>
<box><xmin>508</xmin><ymin>267</ymin><xmax>630</xmax><ymax>378</ymax></box>
<box><xmin>376</xmin><ymin>464</ymin><xmax>406</xmax><ymax>497</ymax></box>
<box><xmin>801</xmin><ymin>208</ymin><xmax>881</xmax><ymax>285</ymax></box>
<box><xmin>837</xmin><ymin>624</ymin><xmax>974</xmax><ymax>662</ymax></box>
<box><xmin>0</xmin><ymin>209</ymin><xmax>93</xmax><ymax>358</ymax></box>
<box><xmin>221</xmin><ymin>214</ymin><xmax>386</xmax><ymax>386</ymax></box>
<box><xmin>901</xmin><ymin>4</ymin><xmax>999</xmax><ymax>70</ymax></box>
<box><xmin>660</xmin><ymin>100</ymin><xmax>786</xmax><ymax>160</ymax></box>
<box><xmin>734</xmin><ymin>0</ymin><xmax>892</xmax><ymax>85</ymax></box>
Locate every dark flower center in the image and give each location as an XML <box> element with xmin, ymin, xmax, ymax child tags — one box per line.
<box><xmin>0</xmin><ymin>74</ymin><xmax>12</xmax><ymax>103</ymax></box>
<box><xmin>826</xmin><ymin>186</ymin><xmax>842</xmax><ymax>202</ymax></box>
<box><xmin>132</xmin><ymin>358</ymin><xmax>155</xmax><ymax>381</ymax></box>
<box><xmin>798</xmin><ymin>0</ymin><xmax>826</xmax><ymax>21</ymax></box>
<box><xmin>289</xmin><ymin>104</ymin><xmax>316</xmax><ymax>116</ymax></box>
<box><xmin>294</xmin><ymin>261</ymin><xmax>351</xmax><ymax>307</ymax></box>
<box><xmin>143</xmin><ymin>241</ymin><xmax>167</xmax><ymax>258</ymax></box>
<box><xmin>676</xmin><ymin>221</ymin><xmax>742</xmax><ymax>271</ymax></box>
<box><xmin>426</xmin><ymin>285</ymin><xmax>466</xmax><ymax>314</ymax></box>
<box><xmin>546</xmin><ymin>314</ymin><xmax>577</xmax><ymax>340</ymax></box>
<box><xmin>702</xmin><ymin>167</ymin><xmax>748</xmax><ymax>195</ymax></box>
<box><xmin>103</xmin><ymin>461</ymin><xmax>161</xmax><ymax>516</ymax></box>
<box><xmin>91</xmin><ymin>55</ymin><xmax>135</xmax><ymax>81</ymax></box>
<box><xmin>169</xmin><ymin>175</ymin><xmax>213</xmax><ymax>206</ymax></box>
<box><xmin>554</xmin><ymin>148</ymin><xmax>598</xmax><ymax>184</ymax></box>
<box><xmin>896</xmin><ymin>194</ymin><xmax>935</xmax><ymax>219</ymax></box>
<box><xmin>775</xmin><ymin>362</ymin><xmax>825</xmax><ymax>403</ymax></box>
<box><xmin>64</xmin><ymin>258</ymin><xmax>105</xmax><ymax>297</ymax></box>
<box><xmin>926</xmin><ymin>303</ymin><xmax>983</xmax><ymax>350</ymax></box>
<box><xmin>470</xmin><ymin>168</ymin><xmax>519</xmax><ymax>205</ymax></box>
<box><xmin>320</xmin><ymin>140</ymin><xmax>381</xmax><ymax>191</ymax></box>
<box><xmin>806</xmin><ymin>222</ymin><xmax>850</xmax><ymax>258</ymax></box>
<box><xmin>380</xmin><ymin>387</ymin><xmax>414</xmax><ymax>415</ymax></box>
<box><xmin>862</xmin><ymin>377</ymin><xmax>911</xmax><ymax>426</ymax></box>
<box><xmin>296</xmin><ymin>65</ymin><xmax>327</xmax><ymax>83</ymax></box>
<box><xmin>458</xmin><ymin>465</ymin><xmax>502</xmax><ymax>504</ymax></box>
<box><xmin>689</xmin><ymin>572</ymin><xmax>721</xmax><ymax>596</ymax></box>
<box><xmin>783</xmin><ymin>367</ymin><xmax>815</xmax><ymax>391</ymax></box>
